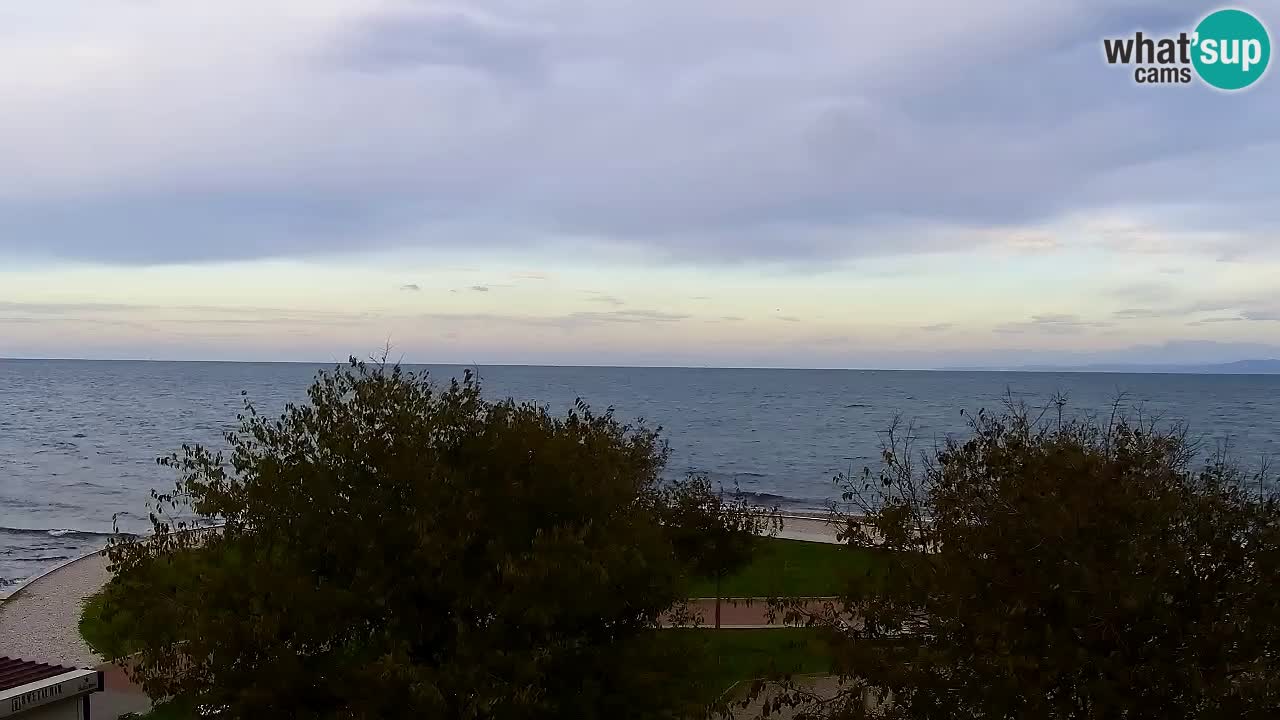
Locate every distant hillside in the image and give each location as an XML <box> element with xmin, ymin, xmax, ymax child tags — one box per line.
<box><xmin>943</xmin><ymin>359</ymin><xmax>1280</xmax><ymax>374</ymax></box>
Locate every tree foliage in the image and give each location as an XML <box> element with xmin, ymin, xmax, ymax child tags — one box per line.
<box><xmin>104</xmin><ymin>360</ymin><xmax>710</xmax><ymax>720</ymax></box>
<box><xmin>770</xmin><ymin>402</ymin><xmax>1280</xmax><ymax>719</ymax></box>
<box><xmin>659</xmin><ymin>475</ymin><xmax>781</xmax><ymax>627</ymax></box>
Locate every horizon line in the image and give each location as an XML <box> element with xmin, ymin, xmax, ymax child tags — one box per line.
<box><xmin>2</xmin><ymin>355</ymin><xmax>1278</xmax><ymax>375</ymax></box>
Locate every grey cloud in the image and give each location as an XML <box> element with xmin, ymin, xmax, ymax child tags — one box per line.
<box><xmin>1183</xmin><ymin>300</ymin><xmax>1241</xmax><ymax>314</ymax></box>
<box><xmin>470</xmin><ymin>285</ymin><xmax>491</xmax><ymax>293</ymax></box>
<box><xmin>1113</xmin><ymin>308</ymin><xmax>1169</xmax><ymax>320</ymax></box>
<box><xmin>585</xmin><ymin>293</ymin><xmax>625</xmax><ymax>306</ymax></box>
<box><xmin>1187</xmin><ymin>316</ymin><xmax>1245</xmax><ymax>326</ymax></box>
<box><xmin>11</xmin><ymin>298</ymin><xmax>1280</xmax><ymax>368</ymax></box>
<box><xmin>1112</xmin><ymin>296</ymin><xmax>1276</xmax><ymax>322</ymax></box>
<box><xmin>2</xmin><ymin>2</ymin><xmax>1276</xmax><ymax>265</ymax></box>
<box><xmin>564</xmin><ymin>310</ymin><xmax>690</xmax><ymax>324</ymax></box>
<box><xmin>1034</xmin><ymin>314</ymin><xmax>1084</xmax><ymax>325</ymax></box>
<box><xmin>997</xmin><ymin>314</ymin><xmax>1112</xmax><ymax>335</ymax></box>
<box><xmin>920</xmin><ymin>323</ymin><xmax>954</xmax><ymax>332</ymax></box>
<box><xmin>400</xmin><ymin>283</ymin><xmax>421</xmax><ymax>291</ymax></box>
<box><xmin>0</xmin><ymin>301</ymin><xmax>346</xmax><ymax>338</ymax></box>
<box><xmin>1242</xmin><ymin>310</ymin><xmax>1280</xmax><ymax>321</ymax></box>
<box><xmin>400</xmin><ymin>309</ymin><xmax>692</xmax><ymax>328</ymax></box>
<box><xmin>777</xmin><ymin>315</ymin><xmax>802</xmax><ymax>323</ymax></box>
<box><xmin>0</xmin><ymin>300</ymin><xmax>691</xmax><ymax>333</ymax></box>
<box><xmin>0</xmin><ymin>315</ymin><xmax>158</xmax><ymax>333</ymax></box>
<box><xmin>0</xmin><ymin>300</ymin><xmax>379</xmax><ymax>327</ymax></box>
<box><xmin>0</xmin><ymin>301</ymin><xmax>141</xmax><ymax>315</ymax></box>
<box><xmin>328</xmin><ymin>8</ymin><xmax>548</xmax><ymax>81</ymax></box>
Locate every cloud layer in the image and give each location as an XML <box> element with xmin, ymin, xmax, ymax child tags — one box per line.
<box><xmin>2</xmin><ymin>1</ymin><xmax>1277</xmax><ymax>266</ymax></box>
<box><xmin>3</xmin><ymin>2</ymin><xmax>1279</xmax><ymax>367</ymax></box>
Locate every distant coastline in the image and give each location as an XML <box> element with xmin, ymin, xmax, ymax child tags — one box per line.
<box><xmin>942</xmin><ymin>359</ymin><xmax>1280</xmax><ymax>375</ymax></box>
<box><xmin>3</xmin><ymin>357</ymin><xmax>1280</xmax><ymax>374</ymax></box>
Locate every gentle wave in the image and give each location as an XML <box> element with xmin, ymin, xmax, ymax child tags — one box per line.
<box><xmin>731</xmin><ymin>490</ymin><xmax>823</xmax><ymax>509</ymax></box>
<box><xmin>732</xmin><ymin>491</ymin><xmax>790</xmax><ymax>502</ymax></box>
<box><xmin>3</xmin><ymin>360</ymin><xmax>1279</xmax><ymax>595</ymax></box>
<box><xmin>0</xmin><ymin>526</ymin><xmax>120</xmax><ymax>540</ymax></box>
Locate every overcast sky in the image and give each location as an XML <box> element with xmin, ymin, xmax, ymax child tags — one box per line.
<box><xmin>1</xmin><ymin>1</ymin><xmax>1277</xmax><ymax>367</ymax></box>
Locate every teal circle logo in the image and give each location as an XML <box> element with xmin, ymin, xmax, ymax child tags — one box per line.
<box><xmin>1192</xmin><ymin>9</ymin><xmax>1271</xmax><ymax>90</ymax></box>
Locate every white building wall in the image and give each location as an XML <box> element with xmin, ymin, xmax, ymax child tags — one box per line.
<box><xmin>12</xmin><ymin>698</ymin><xmax>84</xmax><ymax>720</ymax></box>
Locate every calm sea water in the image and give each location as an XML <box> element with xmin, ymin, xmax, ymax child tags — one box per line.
<box><xmin>2</xmin><ymin>359</ymin><xmax>1278</xmax><ymax>595</ymax></box>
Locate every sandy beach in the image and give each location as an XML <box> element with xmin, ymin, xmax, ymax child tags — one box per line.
<box><xmin>0</xmin><ymin>515</ymin><xmax>845</xmax><ymax>647</ymax></box>
<box><xmin>0</xmin><ymin>512</ymin><xmax>848</xmax><ymax>718</ymax></box>
<box><xmin>0</xmin><ymin>515</ymin><xmax>845</xmax><ymax>648</ymax></box>
<box><xmin>0</xmin><ymin>550</ymin><xmax>107</xmax><ymax>667</ymax></box>
<box><xmin>775</xmin><ymin>513</ymin><xmax>846</xmax><ymax>544</ymax></box>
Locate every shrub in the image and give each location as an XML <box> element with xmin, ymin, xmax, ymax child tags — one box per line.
<box><xmin>768</xmin><ymin>403</ymin><xmax>1280</xmax><ymax>719</ymax></box>
<box><xmin>104</xmin><ymin>360</ymin><xmax>708</xmax><ymax>720</ymax></box>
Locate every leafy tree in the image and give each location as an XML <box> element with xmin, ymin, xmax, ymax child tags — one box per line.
<box><xmin>104</xmin><ymin>360</ymin><xmax>709</xmax><ymax>720</ymax></box>
<box><xmin>660</xmin><ymin>475</ymin><xmax>781</xmax><ymax>628</ymax></box>
<box><xmin>768</xmin><ymin>402</ymin><xmax>1280</xmax><ymax>719</ymax></box>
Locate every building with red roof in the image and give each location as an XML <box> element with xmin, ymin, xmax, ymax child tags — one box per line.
<box><xmin>0</xmin><ymin>657</ymin><xmax>102</xmax><ymax>719</ymax></box>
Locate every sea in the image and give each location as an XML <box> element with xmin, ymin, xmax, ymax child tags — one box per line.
<box><xmin>2</xmin><ymin>359</ymin><xmax>1278</xmax><ymax>597</ymax></box>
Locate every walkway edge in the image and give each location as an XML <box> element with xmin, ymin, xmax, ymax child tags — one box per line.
<box><xmin>2</xmin><ymin>548</ymin><xmax>108</xmax><ymax>605</ymax></box>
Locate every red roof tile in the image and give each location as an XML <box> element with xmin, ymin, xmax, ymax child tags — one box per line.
<box><xmin>0</xmin><ymin>657</ymin><xmax>77</xmax><ymax>692</ymax></box>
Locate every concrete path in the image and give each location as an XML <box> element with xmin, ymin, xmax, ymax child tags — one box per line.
<box><xmin>0</xmin><ymin>515</ymin><xmax>850</xmax><ymax>716</ymax></box>
<box><xmin>661</xmin><ymin>515</ymin><xmax>851</xmax><ymax>628</ymax></box>
<box><xmin>0</xmin><ymin>551</ymin><xmax>107</xmax><ymax>667</ymax></box>
<box><xmin>664</xmin><ymin>596</ymin><xmax>850</xmax><ymax>629</ymax></box>
<box><xmin>725</xmin><ymin>675</ymin><xmax>849</xmax><ymax>719</ymax></box>
<box><xmin>775</xmin><ymin>514</ymin><xmax>845</xmax><ymax>544</ymax></box>
<box><xmin>0</xmin><ymin>551</ymin><xmax>150</xmax><ymax>717</ymax></box>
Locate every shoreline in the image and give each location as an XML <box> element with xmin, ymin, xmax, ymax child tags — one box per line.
<box><xmin>0</xmin><ymin>543</ymin><xmax>112</xmax><ymax>604</ymax></box>
<box><xmin>0</xmin><ymin>550</ymin><xmax>109</xmax><ymax>667</ymax></box>
<box><xmin>0</xmin><ymin>516</ymin><xmax>843</xmax><ymax>671</ymax></box>
<box><xmin>0</xmin><ymin>524</ymin><xmax>225</xmax><ymax>668</ymax></box>
<box><xmin>1</xmin><ymin>509</ymin><xmax>846</xmax><ymax>598</ymax></box>
<box><xmin>774</xmin><ymin>513</ymin><xmax>846</xmax><ymax>544</ymax></box>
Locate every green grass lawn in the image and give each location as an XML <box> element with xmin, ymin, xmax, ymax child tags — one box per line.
<box><xmin>86</xmin><ymin>589</ymin><xmax>832</xmax><ymax>715</ymax></box>
<box><xmin>82</xmin><ymin>538</ymin><xmax>863</xmax><ymax>716</ymax></box>
<box><xmin>691</xmin><ymin>628</ymin><xmax>832</xmax><ymax>701</ymax></box>
<box><xmin>79</xmin><ymin>589</ymin><xmax>111</xmax><ymax>656</ymax></box>
<box><xmin>80</xmin><ymin>586</ymin><xmax>137</xmax><ymax>660</ymax></box>
<box><xmin>107</xmin><ymin>630</ymin><xmax>830</xmax><ymax>717</ymax></box>
<box><xmin>689</xmin><ymin>537</ymin><xmax>889</xmax><ymax>598</ymax></box>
